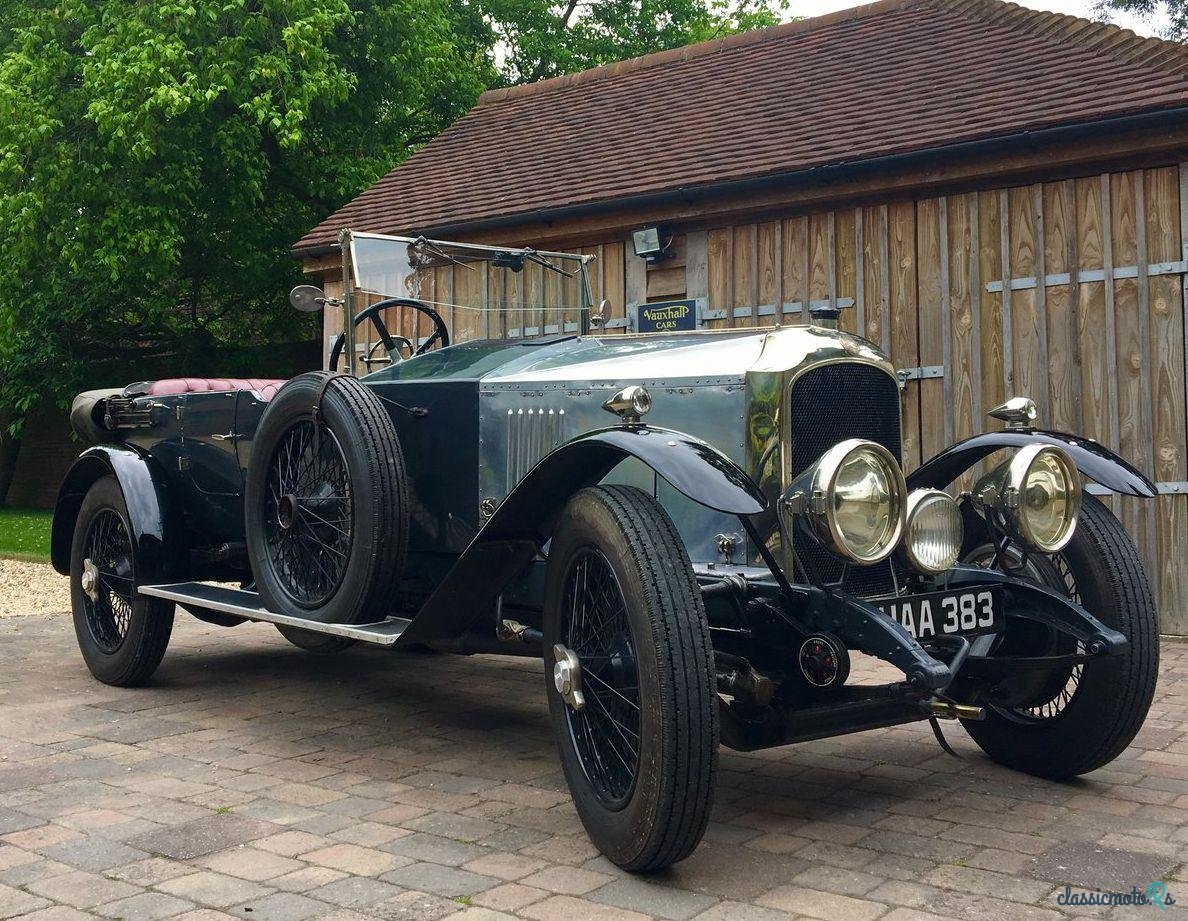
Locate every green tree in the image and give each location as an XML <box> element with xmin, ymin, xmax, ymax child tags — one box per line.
<box><xmin>0</xmin><ymin>0</ymin><xmax>492</xmax><ymax>503</ymax></box>
<box><xmin>1098</xmin><ymin>0</ymin><xmax>1184</xmax><ymax>39</ymax></box>
<box><xmin>484</xmin><ymin>0</ymin><xmax>785</xmax><ymax>84</ymax></box>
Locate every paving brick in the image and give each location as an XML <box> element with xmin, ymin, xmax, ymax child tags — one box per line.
<box><xmin>126</xmin><ymin>815</ymin><xmax>280</xmax><ymax>861</ymax></box>
<box><xmin>266</xmin><ymin>866</ymin><xmax>347</xmax><ymax>892</ymax></box>
<box><xmin>199</xmin><ymin>847</ymin><xmax>303</xmax><ymax>881</ymax></box>
<box><xmin>520</xmin><ymin>865</ymin><xmax>614</xmax><ymax>895</ymax></box>
<box><xmin>305</xmin><ymin>876</ymin><xmax>403</xmax><ymax>908</ymax></box>
<box><xmin>95</xmin><ymin>891</ymin><xmax>194</xmax><ymax>920</ymax></box>
<box><xmin>366</xmin><ymin>889</ymin><xmax>461</xmax><ymax>921</ymax></box>
<box><xmin>756</xmin><ymin>885</ymin><xmax>887</xmax><ymax>921</ymax></box>
<box><xmin>461</xmin><ymin>853</ymin><xmax>547</xmax><ymax>881</ymax></box>
<box><xmin>382</xmin><ymin>832</ymin><xmax>490</xmax><ymax>867</ymax></box>
<box><xmin>226</xmin><ymin>892</ymin><xmax>329</xmax><ymax>921</ymax></box>
<box><xmin>380</xmin><ymin>862</ymin><xmax>499</xmax><ymax>898</ymax></box>
<box><xmin>300</xmin><ymin>842</ymin><xmax>403</xmax><ymax>876</ymax></box>
<box><xmin>104</xmin><ymin>857</ymin><xmax>193</xmax><ymax>886</ymax></box>
<box><xmin>588</xmin><ymin>877</ymin><xmax>719</xmax><ymax>920</ymax></box>
<box><xmin>520</xmin><ymin>894</ymin><xmax>651</xmax><ymax>921</ymax></box>
<box><xmin>0</xmin><ymin>881</ymin><xmax>50</xmax><ymax>919</ymax></box>
<box><xmin>252</xmin><ymin>831</ymin><xmax>330</xmax><ymax>858</ymax></box>
<box><xmin>473</xmin><ymin>882</ymin><xmax>549</xmax><ymax>912</ymax></box>
<box><xmin>26</xmin><ymin>870</ymin><xmax>140</xmax><ymax>909</ymax></box>
<box><xmin>156</xmin><ymin>872</ymin><xmax>272</xmax><ymax>908</ymax></box>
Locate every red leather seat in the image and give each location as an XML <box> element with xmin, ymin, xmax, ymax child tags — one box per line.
<box><xmin>134</xmin><ymin>378</ymin><xmax>288</xmax><ymax>402</ymax></box>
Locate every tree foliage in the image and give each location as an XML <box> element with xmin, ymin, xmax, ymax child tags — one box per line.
<box><xmin>1098</xmin><ymin>0</ymin><xmax>1185</xmax><ymax>40</ymax></box>
<box><xmin>484</xmin><ymin>0</ymin><xmax>784</xmax><ymax>84</ymax></box>
<box><xmin>0</xmin><ymin>0</ymin><xmax>783</xmax><ymax>502</ymax></box>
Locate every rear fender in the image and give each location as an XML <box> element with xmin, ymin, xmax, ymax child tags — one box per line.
<box><xmin>907</xmin><ymin>429</ymin><xmax>1156</xmax><ymax>498</ymax></box>
<box><xmin>51</xmin><ymin>446</ymin><xmax>183</xmax><ymax>580</ymax></box>
<box><xmin>398</xmin><ymin>425</ymin><xmax>766</xmax><ymax>644</ymax></box>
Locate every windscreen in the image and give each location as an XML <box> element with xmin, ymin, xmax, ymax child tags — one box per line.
<box><xmin>349</xmin><ymin>232</ymin><xmax>592</xmax><ymax>340</ymax></box>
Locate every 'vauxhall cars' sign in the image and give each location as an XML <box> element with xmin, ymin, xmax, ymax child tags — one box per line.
<box><xmin>636</xmin><ymin>299</ymin><xmax>697</xmax><ymax>333</ymax></box>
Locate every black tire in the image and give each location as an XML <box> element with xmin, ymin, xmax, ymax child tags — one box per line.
<box><xmin>543</xmin><ymin>485</ymin><xmax>717</xmax><ymax>872</ymax></box>
<box><xmin>245</xmin><ymin>373</ymin><xmax>409</xmax><ymax>653</ymax></box>
<box><xmin>70</xmin><ymin>476</ymin><xmax>174</xmax><ymax>686</ymax></box>
<box><xmin>961</xmin><ymin>495</ymin><xmax>1158</xmax><ymax>778</ymax></box>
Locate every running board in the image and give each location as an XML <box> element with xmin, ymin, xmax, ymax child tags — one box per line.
<box><xmin>138</xmin><ymin>582</ymin><xmax>410</xmax><ymax>646</ymax></box>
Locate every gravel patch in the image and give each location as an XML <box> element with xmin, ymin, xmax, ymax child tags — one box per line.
<box><xmin>0</xmin><ymin>558</ymin><xmax>69</xmax><ymax>617</ymax></box>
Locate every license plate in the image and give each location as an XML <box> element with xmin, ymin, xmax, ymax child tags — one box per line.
<box><xmin>878</xmin><ymin>587</ymin><xmax>1003</xmax><ymax>641</ymax></box>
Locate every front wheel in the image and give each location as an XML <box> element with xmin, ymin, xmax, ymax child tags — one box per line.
<box><xmin>543</xmin><ymin>485</ymin><xmax>717</xmax><ymax>872</ymax></box>
<box><xmin>70</xmin><ymin>476</ymin><xmax>175</xmax><ymax>686</ymax></box>
<box><xmin>961</xmin><ymin>495</ymin><xmax>1158</xmax><ymax>778</ymax></box>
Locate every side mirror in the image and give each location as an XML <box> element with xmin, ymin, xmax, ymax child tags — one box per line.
<box><xmin>290</xmin><ymin>285</ymin><xmax>326</xmax><ymax>313</ymax></box>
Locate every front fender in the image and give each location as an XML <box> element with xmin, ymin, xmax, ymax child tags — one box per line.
<box><xmin>51</xmin><ymin>446</ymin><xmax>184</xmax><ymax>580</ymax></box>
<box><xmin>399</xmin><ymin>425</ymin><xmax>765</xmax><ymax>645</ymax></box>
<box><xmin>907</xmin><ymin>429</ymin><xmax>1156</xmax><ymax>498</ymax></box>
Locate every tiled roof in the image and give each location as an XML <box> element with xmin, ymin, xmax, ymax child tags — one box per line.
<box><xmin>294</xmin><ymin>0</ymin><xmax>1188</xmax><ymax>253</ymax></box>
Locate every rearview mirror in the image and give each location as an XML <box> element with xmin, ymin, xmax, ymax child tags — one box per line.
<box><xmin>290</xmin><ymin>285</ymin><xmax>326</xmax><ymax>312</ymax></box>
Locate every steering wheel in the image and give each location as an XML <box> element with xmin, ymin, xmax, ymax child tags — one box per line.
<box><xmin>327</xmin><ymin>297</ymin><xmax>450</xmax><ymax>372</ymax></box>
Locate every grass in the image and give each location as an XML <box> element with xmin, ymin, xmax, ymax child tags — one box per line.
<box><xmin>0</xmin><ymin>507</ymin><xmax>53</xmax><ymax>562</ymax></box>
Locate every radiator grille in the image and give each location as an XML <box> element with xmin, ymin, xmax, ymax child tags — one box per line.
<box><xmin>790</xmin><ymin>362</ymin><xmax>902</xmax><ymax>596</ymax></box>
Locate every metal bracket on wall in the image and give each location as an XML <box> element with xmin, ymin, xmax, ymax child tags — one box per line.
<box><xmin>701</xmin><ymin>297</ymin><xmax>856</xmax><ymax>323</ymax></box>
<box><xmin>1085</xmin><ymin>481</ymin><xmax>1188</xmax><ymax>496</ymax></box>
<box><xmin>985</xmin><ymin>260</ymin><xmax>1188</xmax><ymax>293</ymax></box>
<box><xmin>896</xmin><ymin>365</ymin><xmax>945</xmax><ymax>383</ymax></box>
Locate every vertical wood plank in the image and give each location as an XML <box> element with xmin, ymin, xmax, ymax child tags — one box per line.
<box><xmin>979</xmin><ymin>190</ymin><xmax>1005</xmax><ymax>422</ymax></box>
<box><xmin>880</xmin><ymin>205</ymin><xmax>891</xmax><ymax>353</ymax></box>
<box><xmin>707</xmin><ymin>228</ymin><xmax>731</xmax><ymax>330</ymax></box>
<box><xmin>686</xmin><ymin>232</ymin><xmax>708</xmax><ymax>298</ymax></box>
<box><xmin>889</xmin><ymin>201</ymin><xmax>921</xmax><ymax>470</ymax></box>
<box><xmin>1032</xmin><ymin>184</ymin><xmax>1051</xmax><ymax>419</ymax></box>
<box><xmin>854</xmin><ymin>208</ymin><xmax>866</xmax><ymax>335</ymax></box>
<box><xmin>835</xmin><ymin>208</ymin><xmax>858</xmax><ymax>335</ymax></box>
<box><xmin>1008</xmin><ymin>186</ymin><xmax>1044</xmax><ymax>410</ymax></box>
<box><xmin>757</xmin><ymin>221</ymin><xmax>780</xmax><ymax>320</ymax></box>
<box><xmin>999</xmin><ymin>188</ymin><xmax>1014</xmax><ymax>397</ymax></box>
<box><xmin>948</xmin><ymin>194</ymin><xmax>977</xmax><ymax>457</ymax></box>
<box><xmin>733</xmin><ymin>223</ymin><xmax>757</xmax><ymax>326</ymax></box>
<box><xmin>916</xmin><ymin>197</ymin><xmax>946</xmax><ymax>460</ymax></box>
<box><xmin>782</xmin><ymin>217</ymin><xmax>809</xmax><ymax>323</ymax></box>
<box><xmin>624</xmin><ymin>234</ymin><xmax>647</xmax><ymax>324</ymax></box>
<box><xmin>1110</xmin><ymin>171</ymin><xmax>1149</xmax><ymax>559</ymax></box>
<box><xmin>1043</xmin><ymin>180</ymin><xmax>1082</xmax><ymax>433</ymax></box>
<box><xmin>603</xmin><ymin>241</ymin><xmax>626</xmax><ymax>333</ymax></box>
<box><xmin>1076</xmin><ymin>176</ymin><xmax>1111</xmax><ymax>449</ymax></box>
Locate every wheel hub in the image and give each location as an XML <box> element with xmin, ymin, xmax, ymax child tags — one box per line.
<box><xmin>276</xmin><ymin>494</ymin><xmax>298</xmax><ymax>531</ymax></box>
<box><xmin>80</xmin><ymin>557</ymin><xmax>99</xmax><ymax>603</ymax></box>
<box><xmin>553</xmin><ymin>644</ymin><xmax>585</xmax><ymax>710</ymax></box>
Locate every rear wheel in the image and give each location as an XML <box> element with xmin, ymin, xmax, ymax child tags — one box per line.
<box><xmin>960</xmin><ymin>495</ymin><xmax>1158</xmax><ymax>778</ymax></box>
<box><xmin>245</xmin><ymin>373</ymin><xmax>409</xmax><ymax>653</ymax></box>
<box><xmin>70</xmin><ymin>476</ymin><xmax>174</xmax><ymax>686</ymax></box>
<box><xmin>543</xmin><ymin>486</ymin><xmax>717</xmax><ymax>872</ymax></box>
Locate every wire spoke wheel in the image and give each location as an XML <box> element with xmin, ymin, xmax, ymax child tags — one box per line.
<box><xmin>81</xmin><ymin>509</ymin><xmax>135</xmax><ymax>653</ymax></box>
<box><xmin>966</xmin><ymin>544</ymin><xmax>1084</xmax><ymax>723</ymax></box>
<box><xmin>561</xmin><ymin>547</ymin><xmax>640</xmax><ymax>809</ymax></box>
<box><xmin>263</xmin><ymin>420</ymin><xmax>354</xmax><ymax>607</ymax></box>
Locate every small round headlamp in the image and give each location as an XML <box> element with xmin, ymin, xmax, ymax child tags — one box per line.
<box><xmin>789</xmin><ymin>439</ymin><xmax>906</xmax><ymax>565</ymax></box>
<box><xmin>974</xmin><ymin>444</ymin><xmax>1081</xmax><ymax>552</ymax></box>
<box><xmin>902</xmin><ymin>489</ymin><xmax>963</xmax><ymax>573</ymax></box>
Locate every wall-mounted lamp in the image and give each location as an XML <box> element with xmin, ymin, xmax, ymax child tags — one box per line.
<box><xmin>632</xmin><ymin>227</ymin><xmax>673</xmax><ymax>264</ymax></box>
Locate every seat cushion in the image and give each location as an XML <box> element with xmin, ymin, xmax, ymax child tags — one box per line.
<box><xmin>126</xmin><ymin>378</ymin><xmax>288</xmax><ymax>402</ymax></box>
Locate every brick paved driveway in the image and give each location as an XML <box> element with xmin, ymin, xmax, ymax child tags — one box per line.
<box><xmin>0</xmin><ymin>613</ymin><xmax>1185</xmax><ymax>921</ymax></box>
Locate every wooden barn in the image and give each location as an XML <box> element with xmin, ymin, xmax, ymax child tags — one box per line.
<box><xmin>293</xmin><ymin>0</ymin><xmax>1188</xmax><ymax>632</ymax></box>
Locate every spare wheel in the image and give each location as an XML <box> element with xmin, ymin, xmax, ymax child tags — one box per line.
<box><xmin>245</xmin><ymin>372</ymin><xmax>409</xmax><ymax>652</ymax></box>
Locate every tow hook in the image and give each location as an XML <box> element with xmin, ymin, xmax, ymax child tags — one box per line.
<box><xmin>80</xmin><ymin>558</ymin><xmax>99</xmax><ymax>603</ymax></box>
<box><xmin>553</xmin><ymin>644</ymin><xmax>585</xmax><ymax>710</ymax></box>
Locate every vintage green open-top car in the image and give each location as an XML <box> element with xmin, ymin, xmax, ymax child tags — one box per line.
<box><xmin>54</xmin><ymin>233</ymin><xmax>1158</xmax><ymax>871</ymax></box>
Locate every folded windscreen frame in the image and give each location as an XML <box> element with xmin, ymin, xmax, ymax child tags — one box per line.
<box><xmin>348</xmin><ymin>232</ymin><xmax>596</xmax><ymax>340</ymax></box>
